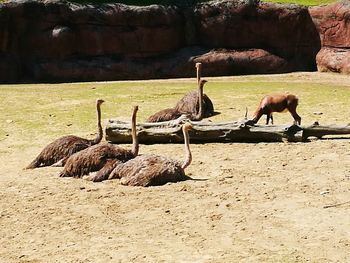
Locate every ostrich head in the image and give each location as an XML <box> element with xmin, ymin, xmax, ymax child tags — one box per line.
<box><xmin>200</xmin><ymin>79</ymin><xmax>207</xmax><ymax>85</ymax></box>
<box><xmin>96</xmin><ymin>99</ymin><xmax>105</xmax><ymax>105</ymax></box>
<box><xmin>183</xmin><ymin>122</ymin><xmax>193</xmax><ymax>132</ymax></box>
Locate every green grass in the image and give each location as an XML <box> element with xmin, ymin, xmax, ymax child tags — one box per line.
<box><xmin>1</xmin><ymin>73</ymin><xmax>350</xmax><ymax>149</ymax></box>
<box><xmin>266</xmin><ymin>0</ymin><xmax>336</xmax><ymax>5</ymax></box>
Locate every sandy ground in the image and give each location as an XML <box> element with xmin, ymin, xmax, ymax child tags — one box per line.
<box><xmin>1</xmin><ymin>73</ymin><xmax>350</xmax><ymax>263</ymax></box>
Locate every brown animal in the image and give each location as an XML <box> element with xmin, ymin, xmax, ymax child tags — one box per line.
<box><xmin>146</xmin><ymin>108</ymin><xmax>183</xmax><ymax>123</ymax></box>
<box><xmin>59</xmin><ymin>106</ymin><xmax>139</xmax><ymax>178</ymax></box>
<box><xmin>87</xmin><ymin>159</ymin><xmax>123</xmax><ymax>182</ymax></box>
<box><xmin>147</xmin><ymin>80</ymin><xmax>208</xmax><ymax>122</ymax></box>
<box><xmin>25</xmin><ymin>99</ymin><xmax>105</xmax><ymax>169</ymax></box>
<box><xmin>250</xmin><ymin>94</ymin><xmax>301</xmax><ymax>125</ymax></box>
<box><xmin>105</xmin><ymin>123</ymin><xmax>193</xmax><ymax>186</ymax></box>
<box><xmin>174</xmin><ymin>79</ymin><xmax>214</xmax><ymax>119</ymax></box>
<box><xmin>174</xmin><ymin>63</ymin><xmax>214</xmax><ymax>118</ymax></box>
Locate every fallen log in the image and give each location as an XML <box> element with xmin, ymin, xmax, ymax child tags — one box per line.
<box><xmin>302</xmin><ymin>122</ymin><xmax>350</xmax><ymax>140</ymax></box>
<box><xmin>105</xmin><ymin>118</ymin><xmax>350</xmax><ymax>144</ymax></box>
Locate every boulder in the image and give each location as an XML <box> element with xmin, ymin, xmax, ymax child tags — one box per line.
<box><xmin>31</xmin><ymin>47</ymin><xmax>299</xmax><ymax>81</ymax></box>
<box><xmin>316</xmin><ymin>47</ymin><xmax>350</xmax><ymax>74</ymax></box>
<box><xmin>193</xmin><ymin>49</ymin><xmax>292</xmax><ymax>75</ymax></box>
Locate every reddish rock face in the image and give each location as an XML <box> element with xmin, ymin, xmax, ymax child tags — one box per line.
<box><xmin>194</xmin><ymin>1</ymin><xmax>320</xmax><ymax>69</ymax></box>
<box><xmin>310</xmin><ymin>2</ymin><xmax>350</xmax><ymax>48</ymax></box>
<box><xmin>0</xmin><ymin>0</ymin><xmax>348</xmax><ymax>82</ymax></box>
<box><xmin>316</xmin><ymin>47</ymin><xmax>350</xmax><ymax>74</ymax></box>
<box><xmin>9</xmin><ymin>1</ymin><xmax>185</xmax><ymax>59</ymax></box>
<box><xmin>309</xmin><ymin>2</ymin><xmax>350</xmax><ymax>74</ymax></box>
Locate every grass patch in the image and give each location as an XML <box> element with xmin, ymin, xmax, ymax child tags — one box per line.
<box><xmin>1</xmin><ymin>73</ymin><xmax>350</xmax><ymax>150</ymax></box>
<box><xmin>265</xmin><ymin>0</ymin><xmax>335</xmax><ymax>6</ymax></box>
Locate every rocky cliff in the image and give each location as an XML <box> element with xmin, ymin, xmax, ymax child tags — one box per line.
<box><xmin>0</xmin><ymin>0</ymin><xmax>348</xmax><ymax>83</ymax></box>
<box><xmin>310</xmin><ymin>1</ymin><xmax>350</xmax><ymax>74</ymax></box>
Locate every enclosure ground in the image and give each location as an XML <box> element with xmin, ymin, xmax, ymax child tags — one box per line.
<box><xmin>0</xmin><ymin>72</ymin><xmax>349</xmax><ymax>262</ymax></box>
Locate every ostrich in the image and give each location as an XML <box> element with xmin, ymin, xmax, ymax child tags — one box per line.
<box><xmin>94</xmin><ymin>123</ymin><xmax>193</xmax><ymax>186</ymax></box>
<box><xmin>59</xmin><ymin>106</ymin><xmax>139</xmax><ymax>178</ymax></box>
<box><xmin>174</xmin><ymin>63</ymin><xmax>214</xmax><ymax>118</ymax></box>
<box><xmin>147</xmin><ymin>79</ymin><xmax>208</xmax><ymax>122</ymax></box>
<box><xmin>84</xmin><ymin>158</ymin><xmax>122</xmax><ymax>182</ymax></box>
<box><xmin>25</xmin><ymin>99</ymin><xmax>105</xmax><ymax>169</ymax></box>
<box><xmin>146</xmin><ymin>107</ymin><xmax>183</xmax><ymax>123</ymax></box>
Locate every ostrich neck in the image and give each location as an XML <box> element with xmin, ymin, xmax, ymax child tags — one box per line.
<box><xmin>196</xmin><ymin>67</ymin><xmax>201</xmax><ymax>84</ymax></box>
<box><xmin>131</xmin><ymin>109</ymin><xmax>139</xmax><ymax>157</ymax></box>
<box><xmin>194</xmin><ymin>83</ymin><xmax>204</xmax><ymax>121</ymax></box>
<box><xmin>91</xmin><ymin>103</ymin><xmax>103</xmax><ymax>145</ymax></box>
<box><xmin>181</xmin><ymin>128</ymin><xmax>192</xmax><ymax>170</ymax></box>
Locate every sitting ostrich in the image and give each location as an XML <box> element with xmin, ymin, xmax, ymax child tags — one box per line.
<box><xmin>174</xmin><ymin>63</ymin><xmax>214</xmax><ymax>118</ymax></box>
<box><xmin>87</xmin><ymin>123</ymin><xmax>193</xmax><ymax>186</ymax></box>
<box><xmin>146</xmin><ymin>107</ymin><xmax>183</xmax><ymax>123</ymax></box>
<box><xmin>25</xmin><ymin>99</ymin><xmax>105</xmax><ymax>169</ymax></box>
<box><xmin>59</xmin><ymin>106</ymin><xmax>139</xmax><ymax>178</ymax></box>
<box><xmin>147</xmin><ymin>79</ymin><xmax>208</xmax><ymax>122</ymax></box>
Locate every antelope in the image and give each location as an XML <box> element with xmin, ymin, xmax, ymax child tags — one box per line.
<box><xmin>249</xmin><ymin>94</ymin><xmax>301</xmax><ymax>125</ymax></box>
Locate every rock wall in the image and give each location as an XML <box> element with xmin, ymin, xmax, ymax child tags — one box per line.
<box><xmin>310</xmin><ymin>1</ymin><xmax>350</xmax><ymax>74</ymax></box>
<box><xmin>0</xmin><ymin>0</ymin><xmax>347</xmax><ymax>83</ymax></box>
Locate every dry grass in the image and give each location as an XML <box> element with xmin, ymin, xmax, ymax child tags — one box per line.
<box><xmin>1</xmin><ymin>72</ymin><xmax>349</xmax><ymax>147</ymax></box>
<box><xmin>1</xmin><ymin>72</ymin><xmax>350</xmax><ymax>263</ymax></box>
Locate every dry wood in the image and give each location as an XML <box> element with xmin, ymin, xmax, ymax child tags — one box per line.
<box><xmin>323</xmin><ymin>200</ymin><xmax>350</xmax><ymax>209</ymax></box>
<box><xmin>302</xmin><ymin>122</ymin><xmax>350</xmax><ymax>140</ymax></box>
<box><xmin>106</xmin><ymin>118</ymin><xmax>350</xmax><ymax>144</ymax></box>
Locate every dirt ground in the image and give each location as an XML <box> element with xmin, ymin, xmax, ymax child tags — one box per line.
<box><xmin>1</xmin><ymin>73</ymin><xmax>349</xmax><ymax>263</ymax></box>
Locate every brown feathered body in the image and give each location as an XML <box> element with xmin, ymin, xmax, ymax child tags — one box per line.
<box><xmin>26</xmin><ymin>136</ymin><xmax>98</xmax><ymax>169</ymax></box>
<box><xmin>174</xmin><ymin>91</ymin><xmax>214</xmax><ymax>118</ymax></box>
<box><xmin>59</xmin><ymin>143</ymin><xmax>133</xmax><ymax>178</ymax></box>
<box><xmin>110</xmin><ymin>154</ymin><xmax>189</xmax><ymax>187</ymax></box>
<box><xmin>147</xmin><ymin>108</ymin><xmax>183</xmax><ymax>123</ymax></box>
<box><xmin>104</xmin><ymin>123</ymin><xmax>193</xmax><ymax>187</ymax></box>
<box><xmin>59</xmin><ymin>105</ymin><xmax>139</xmax><ymax>178</ymax></box>
<box><xmin>86</xmin><ymin>159</ymin><xmax>122</xmax><ymax>182</ymax></box>
<box><xmin>26</xmin><ymin>99</ymin><xmax>104</xmax><ymax>169</ymax></box>
<box><xmin>147</xmin><ymin>79</ymin><xmax>211</xmax><ymax>123</ymax></box>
